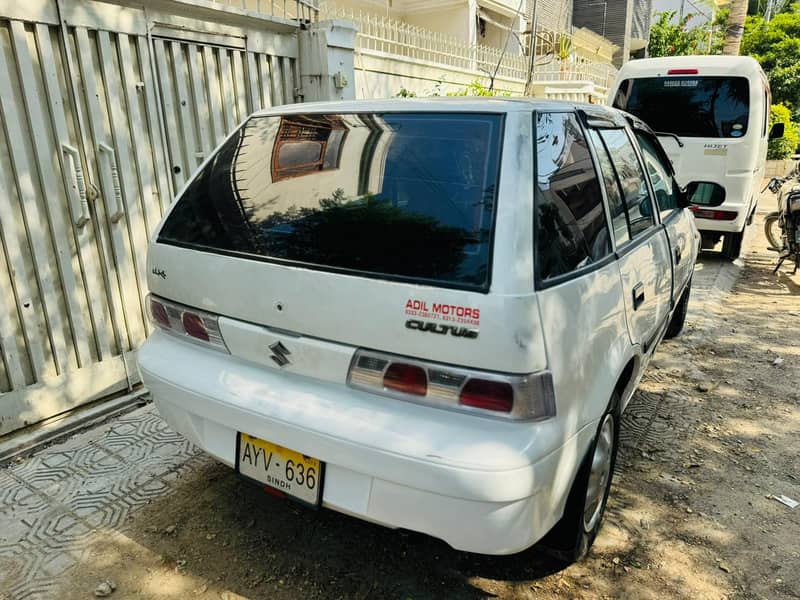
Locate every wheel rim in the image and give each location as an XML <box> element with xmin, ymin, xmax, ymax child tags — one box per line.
<box><xmin>582</xmin><ymin>414</ymin><xmax>615</xmax><ymax>533</ymax></box>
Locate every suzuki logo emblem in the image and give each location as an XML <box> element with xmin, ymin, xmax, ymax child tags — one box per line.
<box><xmin>269</xmin><ymin>341</ymin><xmax>291</xmax><ymax>367</ymax></box>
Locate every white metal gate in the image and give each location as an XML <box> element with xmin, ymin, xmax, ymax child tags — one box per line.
<box><xmin>0</xmin><ymin>0</ymin><xmax>300</xmax><ymax>435</ymax></box>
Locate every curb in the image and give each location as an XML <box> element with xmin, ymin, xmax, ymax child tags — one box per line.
<box><xmin>0</xmin><ymin>388</ymin><xmax>149</xmax><ymax>464</ymax></box>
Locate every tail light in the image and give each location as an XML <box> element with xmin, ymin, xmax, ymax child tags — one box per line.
<box><xmin>383</xmin><ymin>363</ymin><xmax>428</xmax><ymax>395</ymax></box>
<box><xmin>667</xmin><ymin>68</ymin><xmax>699</xmax><ymax>75</ymax></box>
<box><xmin>690</xmin><ymin>207</ymin><xmax>737</xmax><ymax>221</ymax></box>
<box><xmin>147</xmin><ymin>294</ymin><xmax>228</xmax><ymax>352</ymax></box>
<box><xmin>348</xmin><ymin>349</ymin><xmax>555</xmax><ymax>421</ymax></box>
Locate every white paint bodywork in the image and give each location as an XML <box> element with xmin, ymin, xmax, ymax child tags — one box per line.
<box><xmin>609</xmin><ymin>56</ymin><xmax>771</xmax><ymax>235</ymax></box>
<box><xmin>139</xmin><ymin>99</ymin><xmax>697</xmax><ymax>555</ymax></box>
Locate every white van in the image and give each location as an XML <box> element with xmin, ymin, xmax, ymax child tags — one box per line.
<box><xmin>138</xmin><ymin>99</ymin><xmax>722</xmax><ymax>562</ymax></box>
<box><xmin>610</xmin><ymin>56</ymin><xmax>775</xmax><ymax>259</ymax></box>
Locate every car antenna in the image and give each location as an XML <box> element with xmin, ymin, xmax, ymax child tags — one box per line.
<box><xmin>487</xmin><ymin>0</ymin><xmax>526</xmax><ymax>93</ymax></box>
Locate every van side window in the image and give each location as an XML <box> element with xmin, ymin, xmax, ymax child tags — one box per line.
<box><xmin>587</xmin><ymin>129</ymin><xmax>630</xmax><ymax>246</ymax></box>
<box><xmin>597</xmin><ymin>129</ymin><xmax>656</xmax><ymax>238</ymax></box>
<box><xmin>634</xmin><ymin>132</ymin><xmax>681</xmax><ymax>218</ymax></box>
<box><xmin>534</xmin><ymin>112</ymin><xmax>612</xmax><ymax>281</ymax></box>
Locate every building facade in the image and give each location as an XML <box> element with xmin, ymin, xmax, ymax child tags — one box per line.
<box><xmin>572</xmin><ymin>0</ymin><xmax>653</xmax><ymax>67</ymax></box>
<box><xmin>321</xmin><ymin>0</ymin><xmax>619</xmax><ymax>100</ymax></box>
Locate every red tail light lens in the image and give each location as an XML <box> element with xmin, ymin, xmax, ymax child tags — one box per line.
<box><xmin>667</xmin><ymin>68</ymin><xmax>699</xmax><ymax>75</ymax></box>
<box><xmin>348</xmin><ymin>349</ymin><xmax>555</xmax><ymax>420</ymax></box>
<box><xmin>460</xmin><ymin>379</ymin><xmax>514</xmax><ymax>412</ymax></box>
<box><xmin>145</xmin><ymin>294</ymin><xmax>228</xmax><ymax>352</ymax></box>
<box><xmin>690</xmin><ymin>207</ymin><xmax>737</xmax><ymax>221</ymax></box>
<box><xmin>149</xmin><ymin>297</ymin><xmax>170</xmax><ymax>329</ymax></box>
<box><xmin>384</xmin><ymin>363</ymin><xmax>428</xmax><ymax>396</ymax></box>
<box><xmin>182</xmin><ymin>312</ymin><xmax>210</xmax><ymax>341</ymax></box>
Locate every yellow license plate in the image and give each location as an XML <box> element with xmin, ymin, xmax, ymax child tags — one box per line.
<box><xmin>236</xmin><ymin>433</ymin><xmax>323</xmax><ymax>506</ymax></box>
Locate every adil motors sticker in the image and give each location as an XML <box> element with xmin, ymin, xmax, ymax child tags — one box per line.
<box><xmin>404</xmin><ymin>298</ymin><xmax>480</xmax><ymax>339</ymax></box>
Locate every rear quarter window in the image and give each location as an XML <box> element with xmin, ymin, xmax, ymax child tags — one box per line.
<box><xmin>157</xmin><ymin>112</ymin><xmax>504</xmax><ymax>291</ymax></box>
<box><xmin>534</xmin><ymin>112</ymin><xmax>612</xmax><ymax>283</ymax></box>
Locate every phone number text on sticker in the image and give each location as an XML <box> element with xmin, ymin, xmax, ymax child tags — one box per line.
<box><xmin>405</xmin><ymin>298</ymin><xmax>480</xmax><ymax>326</ymax></box>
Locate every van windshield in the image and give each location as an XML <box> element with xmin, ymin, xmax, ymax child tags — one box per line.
<box><xmin>613</xmin><ymin>76</ymin><xmax>750</xmax><ymax>138</ymax></box>
<box><xmin>158</xmin><ymin>112</ymin><xmax>504</xmax><ymax>291</ymax></box>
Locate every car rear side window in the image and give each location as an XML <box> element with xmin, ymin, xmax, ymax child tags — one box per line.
<box><xmin>596</xmin><ymin>129</ymin><xmax>656</xmax><ymax>238</ymax></box>
<box><xmin>635</xmin><ymin>132</ymin><xmax>680</xmax><ymax>218</ymax></box>
<box><xmin>534</xmin><ymin>112</ymin><xmax>612</xmax><ymax>282</ymax></box>
<box><xmin>588</xmin><ymin>129</ymin><xmax>630</xmax><ymax>246</ymax></box>
<box><xmin>157</xmin><ymin>112</ymin><xmax>504</xmax><ymax>291</ymax></box>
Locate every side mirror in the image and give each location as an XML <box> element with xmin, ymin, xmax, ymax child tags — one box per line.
<box><xmin>681</xmin><ymin>181</ymin><xmax>726</xmax><ymax>208</ymax></box>
<box><xmin>770</xmin><ymin>122</ymin><xmax>785</xmax><ymax>140</ymax></box>
<box><xmin>639</xmin><ymin>195</ymin><xmax>653</xmax><ymax>218</ymax></box>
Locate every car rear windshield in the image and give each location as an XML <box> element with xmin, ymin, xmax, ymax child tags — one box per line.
<box><xmin>613</xmin><ymin>76</ymin><xmax>750</xmax><ymax>138</ymax></box>
<box><xmin>158</xmin><ymin>112</ymin><xmax>504</xmax><ymax>291</ymax></box>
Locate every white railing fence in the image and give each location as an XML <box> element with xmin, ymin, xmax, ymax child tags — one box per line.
<box><xmin>320</xmin><ymin>3</ymin><xmax>528</xmax><ymax>81</ymax></box>
<box><xmin>319</xmin><ymin>3</ymin><xmax>617</xmax><ymax>89</ymax></box>
<box><xmin>206</xmin><ymin>0</ymin><xmax>320</xmax><ymax>21</ymax></box>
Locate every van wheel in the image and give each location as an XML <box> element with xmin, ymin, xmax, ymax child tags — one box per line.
<box><xmin>664</xmin><ymin>279</ymin><xmax>691</xmax><ymax>339</ymax></box>
<box><xmin>722</xmin><ymin>230</ymin><xmax>744</xmax><ymax>260</ymax></box>
<box><xmin>539</xmin><ymin>393</ymin><xmax>620</xmax><ymax>564</ymax></box>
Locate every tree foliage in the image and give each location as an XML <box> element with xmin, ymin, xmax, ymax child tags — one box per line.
<box><xmin>648</xmin><ymin>11</ymin><xmax>708</xmax><ymax>56</ymax></box>
<box><xmin>741</xmin><ymin>9</ymin><xmax>800</xmax><ymax>110</ymax></box>
<box><xmin>768</xmin><ymin>103</ymin><xmax>799</xmax><ymax>158</ymax></box>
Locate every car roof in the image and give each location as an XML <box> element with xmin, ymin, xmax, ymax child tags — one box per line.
<box><xmin>616</xmin><ymin>55</ymin><xmax>765</xmax><ymax>79</ymax></box>
<box><xmin>251</xmin><ymin>97</ymin><xmax>620</xmax><ymax>117</ymax></box>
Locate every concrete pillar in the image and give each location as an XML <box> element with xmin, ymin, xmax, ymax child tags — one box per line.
<box><xmin>298</xmin><ymin>20</ymin><xmax>357</xmax><ymax>102</ymax></box>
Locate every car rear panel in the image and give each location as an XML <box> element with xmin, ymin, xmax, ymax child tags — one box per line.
<box><xmin>147</xmin><ymin>243</ymin><xmax>545</xmax><ymax>374</ymax></box>
<box><xmin>146</xmin><ymin>107</ymin><xmax>545</xmax><ymax>377</ymax></box>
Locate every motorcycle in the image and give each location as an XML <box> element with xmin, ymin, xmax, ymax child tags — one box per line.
<box><xmin>764</xmin><ymin>164</ymin><xmax>800</xmax><ymax>274</ymax></box>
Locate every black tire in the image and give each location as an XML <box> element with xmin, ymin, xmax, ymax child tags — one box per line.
<box><xmin>722</xmin><ymin>230</ymin><xmax>744</xmax><ymax>260</ymax></box>
<box><xmin>539</xmin><ymin>393</ymin><xmax>620</xmax><ymax>564</ymax></box>
<box><xmin>664</xmin><ymin>279</ymin><xmax>691</xmax><ymax>339</ymax></box>
<box><xmin>764</xmin><ymin>212</ymin><xmax>783</xmax><ymax>251</ymax></box>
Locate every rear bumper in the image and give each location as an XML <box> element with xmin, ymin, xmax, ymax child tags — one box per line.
<box><xmin>138</xmin><ymin>332</ymin><xmax>596</xmax><ymax>555</ymax></box>
<box><xmin>694</xmin><ymin>175</ymin><xmax>757</xmax><ymax>233</ymax></box>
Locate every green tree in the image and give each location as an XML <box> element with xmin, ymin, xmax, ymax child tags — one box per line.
<box><xmin>648</xmin><ymin>11</ymin><xmax>708</xmax><ymax>56</ymax></box>
<box><xmin>741</xmin><ymin>9</ymin><xmax>800</xmax><ymax>110</ymax></box>
<box><xmin>768</xmin><ymin>103</ymin><xmax>799</xmax><ymax>158</ymax></box>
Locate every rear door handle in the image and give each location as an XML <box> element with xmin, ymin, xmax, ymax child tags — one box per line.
<box><xmin>632</xmin><ymin>282</ymin><xmax>645</xmax><ymax>310</ymax></box>
<box><xmin>674</xmin><ymin>246</ymin><xmax>682</xmax><ymax>265</ymax></box>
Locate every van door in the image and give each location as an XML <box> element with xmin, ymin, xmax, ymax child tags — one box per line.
<box><xmin>633</xmin><ymin>130</ymin><xmax>698</xmax><ymax>299</ymax></box>
<box><xmin>588</xmin><ymin>127</ymin><xmax>673</xmax><ymax>354</ymax></box>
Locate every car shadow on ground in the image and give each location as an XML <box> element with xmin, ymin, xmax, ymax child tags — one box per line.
<box><xmin>92</xmin><ymin>459</ymin><xmax>572</xmax><ymax>600</ymax></box>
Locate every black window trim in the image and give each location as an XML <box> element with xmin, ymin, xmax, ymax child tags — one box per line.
<box><xmin>584</xmin><ymin>124</ymin><xmax>631</xmax><ymax>254</ymax></box>
<box><xmin>591</xmin><ymin>126</ymin><xmax>644</xmax><ymax>245</ymax></box>
<box><xmin>587</xmin><ymin>125</ymin><xmax>666</xmax><ymax>259</ymax></box>
<box><xmin>533</xmin><ymin>109</ymin><xmax>617</xmax><ymax>291</ymax></box>
<box><xmin>156</xmin><ymin>110</ymin><xmax>507</xmax><ymax>295</ymax></box>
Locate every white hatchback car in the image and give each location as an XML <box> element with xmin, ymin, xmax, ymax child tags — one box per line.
<box><xmin>138</xmin><ymin>99</ymin><xmax>723</xmax><ymax>561</ymax></box>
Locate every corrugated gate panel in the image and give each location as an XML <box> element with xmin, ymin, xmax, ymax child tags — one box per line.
<box><xmin>0</xmin><ymin>0</ymin><xmax>300</xmax><ymax>435</ymax></box>
<box><xmin>153</xmin><ymin>35</ymin><xmax>297</xmax><ymax>192</ymax></box>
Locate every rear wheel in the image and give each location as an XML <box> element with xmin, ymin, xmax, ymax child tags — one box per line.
<box><xmin>540</xmin><ymin>394</ymin><xmax>620</xmax><ymax>564</ymax></box>
<box><xmin>722</xmin><ymin>230</ymin><xmax>744</xmax><ymax>260</ymax></box>
<box><xmin>764</xmin><ymin>212</ymin><xmax>783</xmax><ymax>251</ymax></box>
